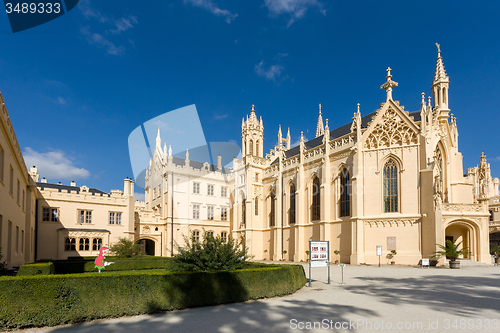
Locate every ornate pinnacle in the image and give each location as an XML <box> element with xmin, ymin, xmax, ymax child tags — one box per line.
<box><xmin>436</xmin><ymin>43</ymin><xmax>441</xmax><ymax>57</ymax></box>
<box><xmin>319</xmin><ymin>103</ymin><xmax>322</xmax><ymax>114</ymax></box>
<box><xmin>380</xmin><ymin>67</ymin><xmax>398</xmax><ymax>101</ymax></box>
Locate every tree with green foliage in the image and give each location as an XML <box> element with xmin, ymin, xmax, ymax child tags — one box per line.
<box><xmin>109</xmin><ymin>237</ymin><xmax>141</xmax><ymax>258</ymax></box>
<box><xmin>0</xmin><ymin>247</ymin><xmax>7</xmax><ymax>275</ymax></box>
<box><xmin>174</xmin><ymin>230</ymin><xmax>250</xmax><ymax>271</ymax></box>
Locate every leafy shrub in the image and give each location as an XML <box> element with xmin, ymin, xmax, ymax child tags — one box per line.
<box><xmin>17</xmin><ymin>262</ymin><xmax>55</xmax><ymax>276</ymax></box>
<box><xmin>109</xmin><ymin>237</ymin><xmax>141</xmax><ymax>258</ymax></box>
<box><xmin>173</xmin><ymin>231</ymin><xmax>250</xmax><ymax>271</ymax></box>
<box><xmin>0</xmin><ymin>264</ymin><xmax>306</xmax><ymax>330</ymax></box>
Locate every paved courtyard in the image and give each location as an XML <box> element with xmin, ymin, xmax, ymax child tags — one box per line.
<box><xmin>14</xmin><ymin>264</ymin><xmax>500</xmax><ymax>333</ymax></box>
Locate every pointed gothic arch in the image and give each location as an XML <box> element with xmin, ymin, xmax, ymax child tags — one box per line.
<box><xmin>311</xmin><ymin>175</ymin><xmax>321</xmax><ymax>221</ymax></box>
<box><xmin>289</xmin><ymin>182</ymin><xmax>296</xmax><ymax>224</ymax></box>
<box><xmin>383</xmin><ymin>158</ymin><xmax>399</xmax><ymax>213</ymax></box>
<box><xmin>339</xmin><ymin>167</ymin><xmax>351</xmax><ymax>217</ymax></box>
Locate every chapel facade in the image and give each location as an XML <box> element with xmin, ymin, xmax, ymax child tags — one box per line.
<box><xmin>233</xmin><ymin>46</ymin><xmax>494</xmax><ymax>265</ymax></box>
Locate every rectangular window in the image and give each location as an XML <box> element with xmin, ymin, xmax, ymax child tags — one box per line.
<box><xmin>9</xmin><ymin>166</ymin><xmax>13</xmax><ymax>194</ymax></box>
<box><xmin>207</xmin><ymin>184</ymin><xmax>214</xmax><ymax>196</ymax></box>
<box><xmin>65</xmin><ymin>237</ymin><xmax>76</xmax><ymax>251</ymax></box>
<box><xmin>255</xmin><ymin>173</ymin><xmax>259</xmax><ymax>182</ymax></box>
<box><xmin>16</xmin><ymin>180</ymin><xmax>20</xmax><ymax>204</ymax></box>
<box><xmin>221</xmin><ymin>231</ymin><xmax>227</xmax><ymax>243</ymax></box>
<box><xmin>0</xmin><ymin>215</ymin><xmax>2</xmax><ymax>248</ymax></box>
<box><xmin>51</xmin><ymin>208</ymin><xmax>58</xmax><ymax>222</ymax></box>
<box><xmin>221</xmin><ymin>207</ymin><xmax>227</xmax><ymax>221</ymax></box>
<box><xmin>43</xmin><ymin>208</ymin><xmax>50</xmax><ymax>221</ymax></box>
<box><xmin>92</xmin><ymin>238</ymin><xmax>103</xmax><ymax>251</ymax></box>
<box><xmin>0</xmin><ymin>145</ymin><xmax>3</xmax><ymax>181</ymax></box>
<box><xmin>15</xmin><ymin>226</ymin><xmax>19</xmax><ymax>254</ymax></box>
<box><xmin>207</xmin><ymin>206</ymin><xmax>214</xmax><ymax>220</ymax></box>
<box><xmin>221</xmin><ymin>186</ymin><xmax>227</xmax><ymax>197</ymax></box>
<box><xmin>79</xmin><ymin>210</ymin><xmax>92</xmax><ymax>224</ymax></box>
<box><xmin>193</xmin><ymin>182</ymin><xmax>200</xmax><ymax>194</ymax></box>
<box><xmin>22</xmin><ymin>190</ymin><xmax>25</xmax><ymax>211</ymax></box>
<box><xmin>21</xmin><ymin>230</ymin><xmax>24</xmax><ymax>254</ymax></box>
<box><xmin>109</xmin><ymin>212</ymin><xmax>115</xmax><ymax>224</ymax></box>
<box><xmin>193</xmin><ymin>204</ymin><xmax>200</xmax><ymax>219</ymax></box>
<box><xmin>116</xmin><ymin>212</ymin><xmax>122</xmax><ymax>225</ymax></box>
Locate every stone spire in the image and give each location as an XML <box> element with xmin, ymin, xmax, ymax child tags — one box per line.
<box><xmin>433</xmin><ymin>43</ymin><xmax>449</xmax><ymax>85</ymax></box>
<box><xmin>315</xmin><ymin>104</ymin><xmax>324</xmax><ymax>138</ymax></box>
<box><xmin>156</xmin><ymin>127</ymin><xmax>161</xmax><ymax>148</ymax></box>
<box><xmin>286</xmin><ymin>127</ymin><xmax>291</xmax><ymax>149</ymax></box>
<box><xmin>380</xmin><ymin>67</ymin><xmax>398</xmax><ymax>101</ymax></box>
<box><xmin>432</xmin><ymin>43</ymin><xmax>450</xmax><ymax>113</ymax></box>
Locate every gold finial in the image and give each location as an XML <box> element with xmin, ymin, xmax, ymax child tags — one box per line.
<box><xmin>251</xmin><ymin>104</ymin><xmax>255</xmax><ymax>111</ymax></box>
<box><xmin>436</xmin><ymin>43</ymin><xmax>441</xmax><ymax>56</ymax></box>
<box><xmin>421</xmin><ymin>92</ymin><xmax>425</xmax><ymax>103</ymax></box>
<box><xmin>325</xmin><ymin>119</ymin><xmax>329</xmax><ymax>127</ymax></box>
<box><xmin>357</xmin><ymin>103</ymin><xmax>360</xmax><ymax>113</ymax></box>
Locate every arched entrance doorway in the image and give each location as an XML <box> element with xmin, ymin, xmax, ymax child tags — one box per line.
<box><xmin>138</xmin><ymin>239</ymin><xmax>155</xmax><ymax>256</ymax></box>
<box><xmin>444</xmin><ymin>221</ymin><xmax>478</xmax><ymax>260</ymax></box>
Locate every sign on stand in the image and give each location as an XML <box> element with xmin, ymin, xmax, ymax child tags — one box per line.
<box><xmin>309</xmin><ymin>241</ymin><xmax>330</xmax><ymax>287</ymax></box>
<box><xmin>376</xmin><ymin>245</ymin><xmax>382</xmax><ymax>267</ymax></box>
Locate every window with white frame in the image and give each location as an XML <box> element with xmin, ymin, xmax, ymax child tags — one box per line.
<box><xmin>79</xmin><ymin>210</ymin><xmax>92</xmax><ymax>224</ymax></box>
<box><xmin>221</xmin><ymin>231</ymin><xmax>227</xmax><ymax>243</ymax></box>
<box><xmin>79</xmin><ymin>238</ymin><xmax>90</xmax><ymax>251</ymax></box>
<box><xmin>109</xmin><ymin>212</ymin><xmax>115</xmax><ymax>224</ymax></box>
<box><xmin>192</xmin><ymin>230</ymin><xmax>200</xmax><ymax>242</ymax></box>
<box><xmin>116</xmin><ymin>212</ymin><xmax>122</xmax><ymax>225</ymax></box>
<box><xmin>42</xmin><ymin>208</ymin><xmax>58</xmax><ymax>222</ymax></box>
<box><xmin>207</xmin><ymin>231</ymin><xmax>214</xmax><ymax>238</ymax></box>
<box><xmin>193</xmin><ymin>204</ymin><xmax>200</xmax><ymax>219</ymax></box>
<box><xmin>221</xmin><ymin>207</ymin><xmax>227</xmax><ymax>221</ymax></box>
<box><xmin>207</xmin><ymin>184</ymin><xmax>214</xmax><ymax>196</ymax></box>
<box><xmin>207</xmin><ymin>206</ymin><xmax>214</xmax><ymax>220</ymax></box>
<box><xmin>193</xmin><ymin>182</ymin><xmax>200</xmax><ymax>194</ymax></box>
<box><xmin>93</xmin><ymin>238</ymin><xmax>102</xmax><ymax>251</ymax></box>
<box><xmin>221</xmin><ymin>186</ymin><xmax>227</xmax><ymax>197</ymax></box>
<box><xmin>65</xmin><ymin>237</ymin><xmax>76</xmax><ymax>251</ymax></box>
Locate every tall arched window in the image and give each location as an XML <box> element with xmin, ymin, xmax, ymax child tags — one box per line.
<box><xmin>269</xmin><ymin>191</ymin><xmax>276</xmax><ymax>227</ymax></box>
<box><xmin>383</xmin><ymin>159</ymin><xmax>398</xmax><ymax>213</ymax></box>
<box><xmin>311</xmin><ymin>177</ymin><xmax>321</xmax><ymax>221</ymax></box>
<box><xmin>249</xmin><ymin>140</ymin><xmax>254</xmax><ymax>155</ymax></box>
<box><xmin>256</xmin><ymin>140</ymin><xmax>259</xmax><ymax>156</ymax></box>
<box><xmin>340</xmin><ymin>168</ymin><xmax>351</xmax><ymax>217</ymax></box>
<box><xmin>435</xmin><ymin>146</ymin><xmax>443</xmax><ymax>199</ymax></box>
<box><xmin>289</xmin><ymin>183</ymin><xmax>296</xmax><ymax>224</ymax></box>
<box><xmin>241</xmin><ymin>193</ymin><xmax>246</xmax><ymax>226</ymax></box>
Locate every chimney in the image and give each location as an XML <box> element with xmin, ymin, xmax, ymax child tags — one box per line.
<box><xmin>29</xmin><ymin>165</ymin><xmax>39</xmax><ymax>182</ymax></box>
<box><xmin>41</xmin><ymin>177</ymin><xmax>47</xmax><ymax>183</ymax></box>
<box><xmin>217</xmin><ymin>155</ymin><xmax>222</xmax><ymax>170</ymax></box>
<box><xmin>70</xmin><ymin>181</ymin><xmax>76</xmax><ymax>186</ymax></box>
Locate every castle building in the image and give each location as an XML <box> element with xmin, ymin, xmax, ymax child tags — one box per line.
<box><xmin>136</xmin><ymin>129</ymin><xmax>232</xmax><ymax>256</ymax></box>
<box><xmin>0</xmin><ymin>92</ymin><xmax>37</xmax><ymax>269</ymax></box>
<box><xmin>233</xmin><ymin>46</ymin><xmax>495</xmax><ymax>265</ymax></box>
<box><xmin>1</xmin><ymin>45</ymin><xmax>499</xmax><ymax>267</ymax></box>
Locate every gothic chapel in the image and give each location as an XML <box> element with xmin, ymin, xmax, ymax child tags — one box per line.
<box><xmin>232</xmin><ymin>45</ymin><xmax>492</xmax><ymax>265</ymax></box>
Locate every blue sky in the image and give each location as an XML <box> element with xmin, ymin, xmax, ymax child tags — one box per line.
<box><xmin>1</xmin><ymin>0</ymin><xmax>500</xmax><ymax>197</ymax></box>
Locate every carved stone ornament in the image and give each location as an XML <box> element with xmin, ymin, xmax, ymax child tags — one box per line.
<box><xmin>365</xmin><ymin>108</ymin><xmax>418</xmax><ymax>149</ymax></box>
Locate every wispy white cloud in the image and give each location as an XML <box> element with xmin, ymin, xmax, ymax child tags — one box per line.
<box><xmin>57</xmin><ymin>97</ymin><xmax>67</xmax><ymax>105</ymax></box>
<box><xmin>134</xmin><ymin>192</ymin><xmax>145</xmax><ymax>201</ymax></box>
<box><xmin>24</xmin><ymin>147</ymin><xmax>90</xmax><ymax>181</ymax></box>
<box><xmin>255</xmin><ymin>60</ymin><xmax>285</xmax><ymax>81</ymax></box>
<box><xmin>491</xmin><ymin>156</ymin><xmax>500</xmax><ymax>161</ymax></box>
<box><xmin>264</xmin><ymin>0</ymin><xmax>325</xmax><ymax>27</ymax></box>
<box><xmin>110</xmin><ymin>16</ymin><xmax>138</xmax><ymax>34</ymax></box>
<box><xmin>79</xmin><ymin>0</ymin><xmax>137</xmax><ymax>55</ymax></box>
<box><xmin>214</xmin><ymin>113</ymin><xmax>228</xmax><ymax>120</ymax></box>
<box><xmin>80</xmin><ymin>26</ymin><xmax>126</xmax><ymax>56</ymax></box>
<box><xmin>184</xmin><ymin>0</ymin><xmax>238</xmax><ymax>23</ymax></box>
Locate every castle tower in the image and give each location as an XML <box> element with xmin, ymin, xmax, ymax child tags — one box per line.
<box><xmin>241</xmin><ymin>105</ymin><xmax>264</xmax><ymax>157</ymax></box>
<box><xmin>432</xmin><ymin>43</ymin><xmax>450</xmax><ymax>121</ymax></box>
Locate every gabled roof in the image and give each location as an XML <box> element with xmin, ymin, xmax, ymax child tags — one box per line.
<box><xmin>280</xmin><ymin>110</ymin><xmax>421</xmax><ymax>160</ymax></box>
<box><xmin>171</xmin><ymin>156</ymin><xmax>232</xmax><ymax>174</ymax></box>
<box><xmin>37</xmin><ymin>182</ymin><xmax>109</xmax><ymax>196</ymax></box>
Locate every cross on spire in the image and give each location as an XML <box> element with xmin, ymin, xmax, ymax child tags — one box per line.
<box><xmin>380</xmin><ymin>67</ymin><xmax>398</xmax><ymax>101</ymax></box>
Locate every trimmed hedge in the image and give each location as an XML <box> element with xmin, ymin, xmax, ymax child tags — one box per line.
<box><xmin>31</xmin><ymin>257</ymin><xmax>176</xmax><ymax>274</ymax></box>
<box><xmin>17</xmin><ymin>262</ymin><xmax>55</xmax><ymax>276</ymax></box>
<box><xmin>0</xmin><ymin>264</ymin><xmax>306</xmax><ymax>330</ymax></box>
